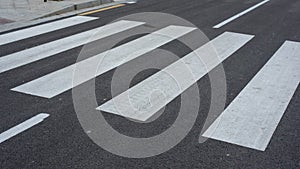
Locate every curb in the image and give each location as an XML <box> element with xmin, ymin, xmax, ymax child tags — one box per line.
<box><xmin>42</xmin><ymin>0</ymin><xmax>115</xmax><ymax>17</ymax></box>
<box><xmin>0</xmin><ymin>1</ymin><xmax>127</xmax><ymax>34</ymax></box>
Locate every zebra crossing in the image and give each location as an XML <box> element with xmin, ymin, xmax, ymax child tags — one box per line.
<box><xmin>0</xmin><ymin>16</ymin><xmax>98</xmax><ymax>46</ymax></box>
<box><xmin>0</xmin><ymin>20</ymin><xmax>145</xmax><ymax>73</ymax></box>
<box><xmin>203</xmin><ymin>41</ymin><xmax>300</xmax><ymax>151</ymax></box>
<box><xmin>98</xmin><ymin>32</ymin><xmax>254</xmax><ymax>121</ymax></box>
<box><xmin>11</xmin><ymin>25</ymin><xmax>195</xmax><ymax>98</ymax></box>
<box><xmin>0</xmin><ymin>15</ymin><xmax>299</xmax><ymax>152</ymax></box>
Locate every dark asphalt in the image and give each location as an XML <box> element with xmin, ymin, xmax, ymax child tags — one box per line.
<box><xmin>0</xmin><ymin>0</ymin><xmax>299</xmax><ymax>168</ymax></box>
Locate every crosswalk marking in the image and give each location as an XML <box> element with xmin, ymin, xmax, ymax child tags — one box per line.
<box><xmin>0</xmin><ymin>20</ymin><xmax>145</xmax><ymax>73</ymax></box>
<box><xmin>202</xmin><ymin>41</ymin><xmax>300</xmax><ymax>151</ymax></box>
<box><xmin>0</xmin><ymin>16</ymin><xmax>98</xmax><ymax>46</ymax></box>
<box><xmin>0</xmin><ymin>113</ymin><xmax>49</xmax><ymax>144</ymax></box>
<box><xmin>12</xmin><ymin>25</ymin><xmax>196</xmax><ymax>98</ymax></box>
<box><xmin>1</xmin><ymin>14</ymin><xmax>298</xmax><ymax>150</ymax></box>
<box><xmin>97</xmin><ymin>32</ymin><xmax>254</xmax><ymax>121</ymax></box>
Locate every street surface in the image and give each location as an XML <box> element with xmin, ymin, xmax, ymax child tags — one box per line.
<box><xmin>0</xmin><ymin>0</ymin><xmax>299</xmax><ymax>168</ymax></box>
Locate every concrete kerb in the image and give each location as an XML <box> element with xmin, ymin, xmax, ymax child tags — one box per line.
<box><xmin>48</xmin><ymin>0</ymin><xmax>108</xmax><ymax>15</ymax></box>
<box><xmin>0</xmin><ymin>1</ymin><xmax>124</xmax><ymax>34</ymax></box>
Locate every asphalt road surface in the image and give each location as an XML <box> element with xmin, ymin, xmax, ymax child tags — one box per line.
<box><xmin>0</xmin><ymin>0</ymin><xmax>299</xmax><ymax>168</ymax></box>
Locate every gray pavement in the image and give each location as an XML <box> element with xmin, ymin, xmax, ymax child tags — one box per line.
<box><xmin>0</xmin><ymin>0</ymin><xmax>299</xmax><ymax>168</ymax></box>
<box><xmin>0</xmin><ymin>0</ymin><xmax>115</xmax><ymax>22</ymax></box>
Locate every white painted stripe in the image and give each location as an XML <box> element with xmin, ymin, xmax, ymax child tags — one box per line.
<box><xmin>0</xmin><ymin>113</ymin><xmax>49</xmax><ymax>144</ymax></box>
<box><xmin>97</xmin><ymin>32</ymin><xmax>254</xmax><ymax>121</ymax></box>
<box><xmin>0</xmin><ymin>16</ymin><xmax>98</xmax><ymax>45</ymax></box>
<box><xmin>213</xmin><ymin>0</ymin><xmax>269</xmax><ymax>28</ymax></box>
<box><xmin>0</xmin><ymin>20</ymin><xmax>144</xmax><ymax>73</ymax></box>
<box><xmin>12</xmin><ymin>25</ymin><xmax>196</xmax><ymax>98</ymax></box>
<box><xmin>203</xmin><ymin>41</ymin><xmax>300</xmax><ymax>151</ymax></box>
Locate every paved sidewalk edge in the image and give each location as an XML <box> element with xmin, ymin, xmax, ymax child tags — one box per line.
<box><xmin>0</xmin><ymin>1</ymin><xmax>125</xmax><ymax>34</ymax></box>
<box><xmin>41</xmin><ymin>0</ymin><xmax>115</xmax><ymax>18</ymax></box>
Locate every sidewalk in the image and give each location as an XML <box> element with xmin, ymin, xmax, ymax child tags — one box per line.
<box><xmin>0</xmin><ymin>0</ymin><xmax>130</xmax><ymax>32</ymax></box>
<box><xmin>0</xmin><ymin>0</ymin><xmax>118</xmax><ymax>23</ymax></box>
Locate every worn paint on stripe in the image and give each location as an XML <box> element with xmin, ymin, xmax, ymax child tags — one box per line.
<box><xmin>12</xmin><ymin>25</ymin><xmax>196</xmax><ymax>98</ymax></box>
<box><xmin>97</xmin><ymin>32</ymin><xmax>254</xmax><ymax>121</ymax></box>
<box><xmin>0</xmin><ymin>113</ymin><xmax>49</xmax><ymax>144</ymax></box>
<box><xmin>0</xmin><ymin>20</ymin><xmax>145</xmax><ymax>73</ymax></box>
<box><xmin>0</xmin><ymin>16</ymin><xmax>98</xmax><ymax>45</ymax></box>
<box><xmin>79</xmin><ymin>4</ymin><xmax>125</xmax><ymax>16</ymax></box>
<box><xmin>203</xmin><ymin>41</ymin><xmax>300</xmax><ymax>151</ymax></box>
<box><xmin>213</xmin><ymin>0</ymin><xmax>269</xmax><ymax>28</ymax></box>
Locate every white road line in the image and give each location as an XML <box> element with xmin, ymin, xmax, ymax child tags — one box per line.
<box><xmin>0</xmin><ymin>16</ymin><xmax>98</xmax><ymax>46</ymax></box>
<box><xmin>97</xmin><ymin>32</ymin><xmax>254</xmax><ymax>121</ymax></box>
<box><xmin>12</xmin><ymin>25</ymin><xmax>196</xmax><ymax>98</ymax></box>
<box><xmin>213</xmin><ymin>0</ymin><xmax>270</xmax><ymax>28</ymax></box>
<box><xmin>0</xmin><ymin>113</ymin><xmax>49</xmax><ymax>144</ymax></box>
<box><xmin>0</xmin><ymin>20</ymin><xmax>144</xmax><ymax>73</ymax></box>
<box><xmin>203</xmin><ymin>41</ymin><xmax>300</xmax><ymax>151</ymax></box>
